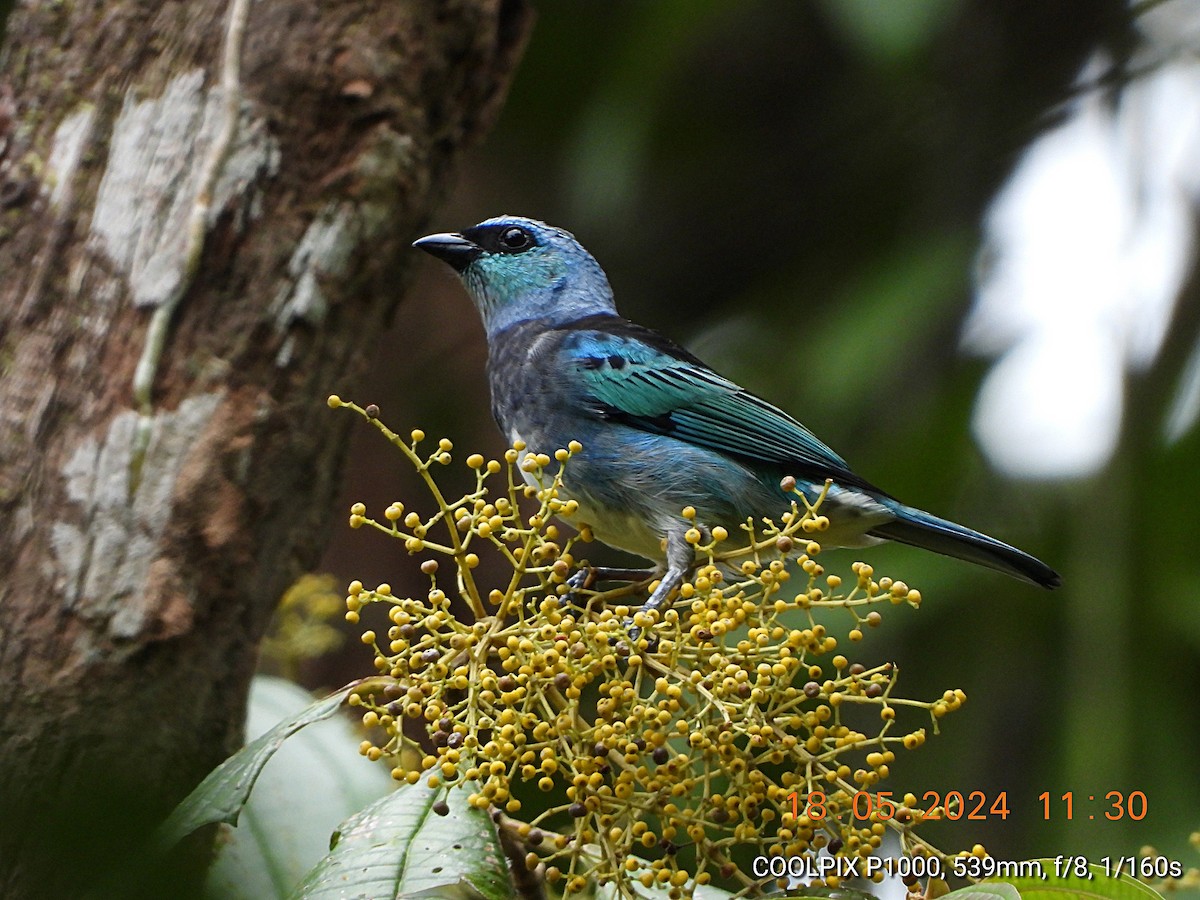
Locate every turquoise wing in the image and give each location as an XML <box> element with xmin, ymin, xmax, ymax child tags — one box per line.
<box><xmin>559</xmin><ymin>315</ymin><xmax>883</xmax><ymax>494</ymax></box>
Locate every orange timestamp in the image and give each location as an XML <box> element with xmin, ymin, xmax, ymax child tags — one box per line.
<box><xmin>786</xmin><ymin>790</ymin><xmax>1014</xmax><ymax>822</ymax></box>
<box><xmin>1038</xmin><ymin>791</ymin><xmax>1148</xmax><ymax>821</ymax></box>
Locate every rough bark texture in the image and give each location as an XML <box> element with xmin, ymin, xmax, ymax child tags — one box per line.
<box><xmin>0</xmin><ymin>0</ymin><xmax>531</xmax><ymax>895</ymax></box>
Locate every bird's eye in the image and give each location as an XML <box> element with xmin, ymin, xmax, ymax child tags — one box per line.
<box><xmin>498</xmin><ymin>227</ymin><xmax>533</xmax><ymax>252</ymax></box>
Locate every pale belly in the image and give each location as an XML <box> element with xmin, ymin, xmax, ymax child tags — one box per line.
<box><xmin>512</xmin><ymin>444</ymin><xmax>670</xmax><ymax>561</ymax></box>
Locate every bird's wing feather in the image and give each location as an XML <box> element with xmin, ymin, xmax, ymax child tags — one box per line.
<box><xmin>558</xmin><ymin>315</ymin><xmax>883</xmax><ymax>494</ymax></box>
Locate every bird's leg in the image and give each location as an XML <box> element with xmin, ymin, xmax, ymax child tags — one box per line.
<box><xmin>639</xmin><ymin>528</ymin><xmax>695</xmax><ymax>621</ymax></box>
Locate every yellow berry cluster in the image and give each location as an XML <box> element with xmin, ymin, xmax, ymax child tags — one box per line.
<box><xmin>1140</xmin><ymin>835</ymin><xmax>1200</xmax><ymax>894</ymax></box>
<box><xmin>329</xmin><ymin>395</ymin><xmax>972</xmax><ymax>897</ymax></box>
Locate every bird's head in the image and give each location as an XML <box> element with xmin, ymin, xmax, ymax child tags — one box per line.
<box><xmin>413</xmin><ymin>216</ymin><xmax>616</xmax><ymax>336</ymax></box>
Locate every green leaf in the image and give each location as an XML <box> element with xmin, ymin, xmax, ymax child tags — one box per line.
<box><xmin>289</xmin><ymin>782</ymin><xmax>510</xmax><ymax>900</ymax></box>
<box><xmin>947</xmin><ymin>884</ymin><xmax>1023</xmax><ymax>900</ymax></box>
<box><xmin>158</xmin><ymin>683</ymin><xmax>355</xmax><ymax>848</ymax></box>
<box><xmin>784</xmin><ymin>888</ymin><xmax>882</xmax><ymax>900</ymax></box>
<box><xmin>203</xmin><ymin>676</ymin><xmax>394</xmax><ymax>900</ymax></box>
<box><xmin>944</xmin><ymin>860</ymin><xmax>1164</xmax><ymax>900</ymax></box>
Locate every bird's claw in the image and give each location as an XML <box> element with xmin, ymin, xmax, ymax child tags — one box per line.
<box><xmin>566</xmin><ymin>567</ymin><xmax>596</xmax><ymax>592</ymax></box>
<box><xmin>623</xmin><ymin>619</ymin><xmax>659</xmax><ymax>651</ymax></box>
<box><xmin>562</xmin><ymin>566</ymin><xmax>599</xmax><ymax>610</ymax></box>
<box><xmin>560</xmin><ymin>563</ymin><xmax>679</xmax><ymax>650</ymax></box>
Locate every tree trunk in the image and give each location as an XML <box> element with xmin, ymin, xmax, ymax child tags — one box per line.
<box><xmin>0</xmin><ymin>0</ymin><xmax>530</xmax><ymax>895</ymax></box>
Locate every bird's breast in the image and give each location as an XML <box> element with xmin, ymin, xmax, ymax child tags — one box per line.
<box><xmin>507</xmin><ymin>427</ymin><xmax>669</xmax><ymax>561</ymax></box>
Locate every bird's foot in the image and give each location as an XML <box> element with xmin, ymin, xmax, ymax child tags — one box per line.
<box><xmin>562</xmin><ymin>565</ymin><xmax>656</xmax><ymax>610</ymax></box>
<box><xmin>622</xmin><ymin>621</ymin><xmax>661</xmax><ymax>653</ymax></box>
<box><xmin>625</xmin><ymin>568</ymin><xmax>685</xmax><ymax>646</ymax></box>
<box><xmin>564</xmin><ymin>566</ymin><xmax>596</xmax><ymax>596</ymax></box>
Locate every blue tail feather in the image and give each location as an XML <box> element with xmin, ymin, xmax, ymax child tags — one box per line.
<box><xmin>869</xmin><ymin>502</ymin><xmax>1060</xmax><ymax>589</ymax></box>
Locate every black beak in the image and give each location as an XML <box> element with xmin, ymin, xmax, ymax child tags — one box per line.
<box><xmin>412</xmin><ymin>232</ymin><xmax>482</xmax><ymax>272</ymax></box>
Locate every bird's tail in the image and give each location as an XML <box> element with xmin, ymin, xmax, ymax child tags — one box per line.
<box><xmin>869</xmin><ymin>501</ymin><xmax>1060</xmax><ymax>589</ymax></box>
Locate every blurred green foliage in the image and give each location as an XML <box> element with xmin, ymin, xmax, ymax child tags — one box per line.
<box><xmin>322</xmin><ymin>0</ymin><xmax>1200</xmax><ymax>875</ymax></box>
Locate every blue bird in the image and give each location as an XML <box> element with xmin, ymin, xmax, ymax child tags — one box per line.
<box><xmin>414</xmin><ymin>216</ymin><xmax>1060</xmax><ymax>616</ymax></box>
